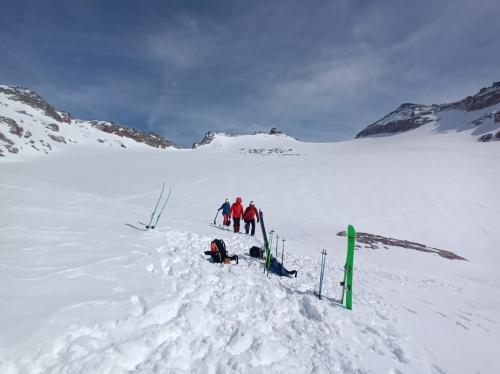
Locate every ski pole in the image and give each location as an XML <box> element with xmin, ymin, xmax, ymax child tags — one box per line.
<box><xmin>275</xmin><ymin>234</ymin><xmax>279</xmax><ymax>258</ymax></box>
<box><xmin>213</xmin><ymin>210</ymin><xmax>219</xmax><ymax>225</ymax></box>
<box><xmin>151</xmin><ymin>186</ymin><xmax>172</xmax><ymax>229</ymax></box>
<box><xmin>281</xmin><ymin>238</ymin><xmax>285</xmax><ymax>266</ymax></box>
<box><xmin>265</xmin><ymin>230</ymin><xmax>274</xmax><ymax>276</ymax></box>
<box><xmin>148</xmin><ymin>182</ymin><xmax>165</xmax><ymax>228</ymax></box>
<box><xmin>318</xmin><ymin>249</ymin><xmax>327</xmax><ymax>299</ymax></box>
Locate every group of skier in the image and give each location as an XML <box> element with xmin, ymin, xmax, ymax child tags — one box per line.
<box><xmin>217</xmin><ymin>197</ymin><xmax>260</xmax><ymax>235</ymax></box>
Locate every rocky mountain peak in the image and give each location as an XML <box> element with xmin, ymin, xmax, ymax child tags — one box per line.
<box><xmin>0</xmin><ymin>85</ymin><xmax>178</xmax><ymax>157</ymax></box>
<box><xmin>0</xmin><ymin>85</ymin><xmax>70</xmax><ymax>123</ymax></box>
<box><xmin>269</xmin><ymin>127</ymin><xmax>284</xmax><ymax>135</ymax></box>
<box><xmin>192</xmin><ymin>131</ymin><xmax>217</xmax><ymax>148</ymax></box>
<box><xmin>356</xmin><ymin>82</ymin><xmax>500</xmax><ymax>141</ymax></box>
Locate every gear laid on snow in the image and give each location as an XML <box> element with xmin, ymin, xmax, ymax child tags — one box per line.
<box><xmin>249</xmin><ymin>245</ymin><xmax>263</xmax><ymax>258</ymax></box>
<box><xmin>204</xmin><ymin>239</ymin><xmax>238</xmax><ymax>264</ymax></box>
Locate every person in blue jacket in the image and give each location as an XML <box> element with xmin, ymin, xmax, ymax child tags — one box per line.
<box><xmin>218</xmin><ymin>198</ymin><xmax>231</xmax><ymax>226</ymax></box>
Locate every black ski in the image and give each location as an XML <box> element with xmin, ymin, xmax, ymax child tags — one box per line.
<box><xmin>258</xmin><ymin>210</ymin><xmax>268</xmax><ymax>259</ymax></box>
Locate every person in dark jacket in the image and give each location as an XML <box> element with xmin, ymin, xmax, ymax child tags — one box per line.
<box><xmin>218</xmin><ymin>198</ymin><xmax>231</xmax><ymax>226</ymax></box>
<box><xmin>230</xmin><ymin>196</ymin><xmax>244</xmax><ymax>233</ymax></box>
<box><xmin>243</xmin><ymin>201</ymin><xmax>259</xmax><ymax>236</ymax></box>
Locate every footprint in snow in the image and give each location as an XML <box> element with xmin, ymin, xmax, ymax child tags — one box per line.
<box><xmin>130</xmin><ymin>295</ymin><xmax>148</xmax><ymax>316</ymax></box>
<box><xmin>299</xmin><ymin>295</ymin><xmax>322</xmax><ymax>322</ymax></box>
<box><xmin>227</xmin><ymin>327</ymin><xmax>254</xmax><ymax>355</ymax></box>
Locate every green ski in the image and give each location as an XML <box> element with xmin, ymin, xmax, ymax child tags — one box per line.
<box><xmin>264</xmin><ymin>230</ymin><xmax>274</xmax><ymax>275</ymax></box>
<box><xmin>341</xmin><ymin>224</ymin><xmax>356</xmax><ymax>310</ymax></box>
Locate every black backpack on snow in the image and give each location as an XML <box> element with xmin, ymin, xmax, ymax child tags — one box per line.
<box><xmin>205</xmin><ymin>239</ymin><xmax>238</xmax><ymax>264</ymax></box>
<box><xmin>249</xmin><ymin>246</ymin><xmax>263</xmax><ymax>258</ymax></box>
<box><xmin>211</xmin><ymin>239</ymin><xmax>227</xmax><ymax>259</ymax></box>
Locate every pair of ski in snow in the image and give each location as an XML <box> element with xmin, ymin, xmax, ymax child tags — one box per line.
<box><xmin>259</xmin><ymin>210</ymin><xmax>297</xmax><ymax>278</ymax></box>
<box><xmin>128</xmin><ymin>183</ymin><xmax>171</xmax><ymax>231</ymax></box>
<box><xmin>316</xmin><ymin>224</ymin><xmax>355</xmax><ymax>310</ymax></box>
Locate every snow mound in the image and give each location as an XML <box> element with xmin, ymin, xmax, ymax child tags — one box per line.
<box><xmin>0</xmin><ymin>227</ymin><xmax>457</xmax><ymax>373</ymax></box>
<box><xmin>193</xmin><ymin>132</ymin><xmax>300</xmax><ymax>156</ymax></box>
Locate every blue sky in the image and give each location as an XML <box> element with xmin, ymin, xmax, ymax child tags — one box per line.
<box><xmin>1</xmin><ymin>0</ymin><xmax>499</xmax><ymax>145</ymax></box>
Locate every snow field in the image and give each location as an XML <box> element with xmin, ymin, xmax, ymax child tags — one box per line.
<box><xmin>0</xmin><ymin>132</ymin><xmax>499</xmax><ymax>373</ymax></box>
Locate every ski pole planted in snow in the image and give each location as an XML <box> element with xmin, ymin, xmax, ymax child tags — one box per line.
<box><xmin>318</xmin><ymin>249</ymin><xmax>327</xmax><ymax>299</ymax></box>
<box><xmin>213</xmin><ymin>210</ymin><xmax>219</xmax><ymax>225</ymax></box>
<box><xmin>275</xmin><ymin>234</ymin><xmax>279</xmax><ymax>258</ymax></box>
<box><xmin>281</xmin><ymin>238</ymin><xmax>285</xmax><ymax>266</ymax></box>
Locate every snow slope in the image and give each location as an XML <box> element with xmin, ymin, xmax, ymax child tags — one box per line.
<box><xmin>0</xmin><ymin>86</ymin><xmax>175</xmax><ymax>159</ymax></box>
<box><xmin>356</xmin><ymin>82</ymin><xmax>500</xmax><ymax>141</ymax></box>
<box><xmin>0</xmin><ymin>132</ymin><xmax>499</xmax><ymax>373</ymax></box>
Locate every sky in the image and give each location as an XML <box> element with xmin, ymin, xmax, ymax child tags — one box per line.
<box><xmin>1</xmin><ymin>0</ymin><xmax>500</xmax><ymax>146</ymax></box>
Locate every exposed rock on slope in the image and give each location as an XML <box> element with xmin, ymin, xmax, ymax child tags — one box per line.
<box><xmin>356</xmin><ymin>82</ymin><xmax>500</xmax><ymax>141</ymax></box>
<box><xmin>356</xmin><ymin>103</ymin><xmax>438</xmax><ymax>138</ymax></box>
<box><xmin>90</xmin><ymin>121</ymin><xmax>175</xmax><ymax>149</ymax></box>
<box><xmin>0</xmin><ymin>85</ymin><xmax>177</xmax><ymax>157</ymax></box>
<box><xmin>192</xmin><ymin>128</ymin><xmax>294</xmax><ymax>148</ymax></box>
<box><xmin>0</xmin><ymin>86</ymin><xmax>70</xmax><ymax>123</ymax></box>
<box><xmin>192</xmin><ymin>131</ymin><xmax>217</xmax><ymax>148</ymax></box>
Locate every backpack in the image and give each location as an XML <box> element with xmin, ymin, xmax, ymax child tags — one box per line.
<box><xmin>210</xmin><ymin>239</ymin><xmax>227</xmax><ymax>262</ymax></box>
<box><xmin>243</xmin><ymin>207</ymin><xmax>250</xmax><ymax>221</ymax></box>
<box><xmin>249</xmin><ymin>246</ymin><xmax>263</xmax><ymax>258</ymax></box>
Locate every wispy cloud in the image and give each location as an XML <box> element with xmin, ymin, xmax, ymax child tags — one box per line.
<box><xmin>1</xmin><ymin>0</ymin><xmax>499</xmax><ymax>145</ymax></box>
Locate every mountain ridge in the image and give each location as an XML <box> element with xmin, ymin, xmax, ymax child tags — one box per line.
<box><xmin>0</xmin><ymin>85</ymin><xmax>178</xmax><ymax>158</ymax></box>
<box><xmin>356</xmin><ymin>82</ymin><xmax>500</xmax><ymax>141</ymax></box>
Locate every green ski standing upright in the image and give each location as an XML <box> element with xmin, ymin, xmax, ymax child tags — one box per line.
<box><xmin>341</xmin><ymin>224</ymin><xmax>356</xmax><ymax>310</ymax></box>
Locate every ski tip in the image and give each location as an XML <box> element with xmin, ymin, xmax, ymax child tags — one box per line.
<box><xmin>347</xmin><ymin>224</ymin><xmax>355</xmax><ymax>237</ymax></box>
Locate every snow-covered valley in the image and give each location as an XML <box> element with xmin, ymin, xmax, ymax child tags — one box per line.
<box><xmin>1</xmin><ymin>129</ymin><xmax>499</xmax><ymax>373</ymax></box>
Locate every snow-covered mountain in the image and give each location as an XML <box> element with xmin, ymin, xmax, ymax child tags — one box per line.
<box><xmin>192</xmin><ymin>128</ymin><xmax>294</xmax><ymax>149</ymax></box>
<box><xmin>356</xmin><ymin>82</ymin><xmax>500</xmax><ymax>141</ymax></box>
<box><xmin>1</xmin><ymin>83</ymin><xmax>499</xmax><ymax>373</ymax></box>
<box><xmin>0</xmin><ymin>85</ymin><xmax>177</xmax><ymax>158</ymax></box>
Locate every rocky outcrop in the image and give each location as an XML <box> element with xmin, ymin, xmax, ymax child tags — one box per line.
<box><xmin>0</xmin><ymin>130</ymin><xmax>19</xmax><ymax>154</ymax></box>
<box><xmin>0</xmin><ymin>116</ymin><xmax>24</xmax><ymax>137</ymax></box>
<box><xmin>0</xmin><ymin>86</ymin><xmax>71</xmax><ymax>123</ymax></box>
<box><xmin>355</xmin><ymin>103</ymin><xmax>436</xmax><ymax>138</ymax></box>
<box><xmin>90</xmin><ymin>121</ymin><xmax>176</xmax><ymax>149</ymax></box>
<box><xmin>44</xmin><ymin>123</ymin><xmax>60</xmax><ymax>132</ymax></box>
<box><xmin>449</xmin><ymin>82</ymin><xmax>500</xmax><ymax>112</ymax></box>
<box><xmin>270</xmin><ymin>127</ymin><xmax>284</xmax><ymax>135</ymax></box>
<box><xmin>356</xmin><ymin>82</ymin><xmax>500</xmax><ymax>139</ymax></box>
<box><xmin>478</xmin><ymin>134</ymin><xmax>493</xmax><ymax>142</ymax></box>
<box><xmin>192</xmin><ymin>131</ymin><xmax>217</xmax><ymax>148</ymax></box>
<box><xmin>337</xmin><ymin>230</ymin><xmax>466</xmax><ymax>261</ymax></box>
<box><xmin>48</xmin><ymin>134</ymin><xmax>67</xmax><ymax>143</ymax></box>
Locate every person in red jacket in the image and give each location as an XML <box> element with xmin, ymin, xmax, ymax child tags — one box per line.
<box><xmin>243</xmin><ymin>201</ymin><xmax>259</xmax><ymax>236</ymax></box>
<box><xmin>230</xmin><ymin>196</ymin><xmax>244</xmax><ymax>233</ymax></box>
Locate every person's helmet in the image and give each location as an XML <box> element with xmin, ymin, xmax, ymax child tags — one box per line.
<box><xmin>250</xmin><ymin>201</ymin><xmax>254</xmax><ymax>206</ymax></box>
<box><xmin>225</xmin><ymin>198</ymin><xmax>228</xmax><ymax>202</ymax></box>
<box><xmin>236</xmin><ymin>196</ymin><xmax>242</xmax><ymax>203</ymax></box>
